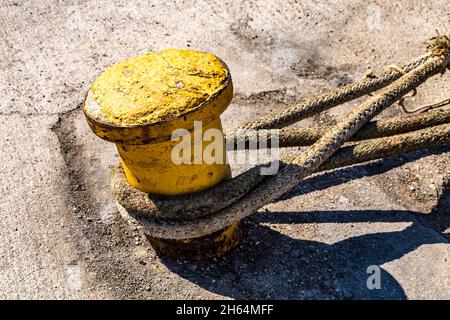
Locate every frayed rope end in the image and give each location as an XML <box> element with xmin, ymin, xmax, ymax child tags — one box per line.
<box><xmin>424</xmin><ymin>34</ymin><xmax>450</xmax><ymax>58</ymax></box>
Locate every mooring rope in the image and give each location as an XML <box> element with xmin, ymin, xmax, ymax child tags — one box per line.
<box><xmin>229</xmin><ymin>109</ymin><xmax>450</xmax><ymax>149</ymax></box>
<box><xmin>113</xmin><ymin>110</ymin><xmax>450</xmax><ymax>220</ymax></box>
<box><xmin>237</xmin><ymin>54</ymin><xmax>432</xmax><ymax>131</ymax></box>
<box><xmin>113</xmin><ymin>35</ymin><xmax>450</xmax><ymax>239</ymax></box>
<box><xmin>114</xmin><ymin>122</ymin><xmax>450</xmax><ymax>220</ymax></box>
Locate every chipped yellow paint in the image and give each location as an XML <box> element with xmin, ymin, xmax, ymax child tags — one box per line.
<box><xmin>88</xmin><ymin>49</ymin><xmax>229</xmax><ymax>127</ymax></box>
<box><xmin>83</xmin><ymin>49</ymin><xmax>241</xmax><ymax>258</ymax></box>
<box><xmin>216</xmin><ymin>221</ymin><xmax>239</xmax><ymax>242</ymax></box>
<box><xmin>212</xmin><ymin>221</ymin><xmax>241</xmax><ymax>257</ymax></box>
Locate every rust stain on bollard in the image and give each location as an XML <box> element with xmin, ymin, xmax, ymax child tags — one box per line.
<box><xmin>83</xmin><ymin>49</ymin><xmax>242</xmax><ymax>260</ymax></box>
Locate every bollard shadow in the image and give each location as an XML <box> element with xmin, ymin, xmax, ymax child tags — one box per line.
<box><xmin>161</xmin><ymin>210</ymin><xmax>445</xmax><ymax>299</ymax></box>
<box><xmin>158</xmin><ymin>146</ymin><xmax>449</xmax><ymax>299</ymax></box>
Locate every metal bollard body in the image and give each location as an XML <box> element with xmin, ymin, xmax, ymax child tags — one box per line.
<box><xmin>83</xmin><ymin>49</ymin><xmax>242</xmax><ymax>259</ymax></box>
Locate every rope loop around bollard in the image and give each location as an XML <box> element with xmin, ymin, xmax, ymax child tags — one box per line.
<box><xmin>113</xmin><ymin>35</ymin><xmax>450</xmax><ymax>240</ymax></box>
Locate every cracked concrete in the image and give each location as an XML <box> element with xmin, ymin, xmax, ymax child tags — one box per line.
<box><xmin>1</xmin><ymin>0</ymin><xmax>449</xmax><ymax>299</ymax></box>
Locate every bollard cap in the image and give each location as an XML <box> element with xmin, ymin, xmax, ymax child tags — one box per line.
<box><xmin>83</xmin><ymin>49</ymin><xmax>233</xmax><ymax>144</ymax></box>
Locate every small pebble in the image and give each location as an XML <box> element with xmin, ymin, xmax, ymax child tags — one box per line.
<box><xmin>176</xmin><ymin>81</ymin><xmax>184</xmax><ymax>89</ymax></box>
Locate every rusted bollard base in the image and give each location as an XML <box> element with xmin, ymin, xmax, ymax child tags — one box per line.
<box><xmin>114</xmin><ymin>174</ymin><xmax>243</xmax><ymax>261</ymax></box>
<box><xmin>146</xmin><ymin>222</ymin><xmax>243</xmax><ymax>260</ymax></box>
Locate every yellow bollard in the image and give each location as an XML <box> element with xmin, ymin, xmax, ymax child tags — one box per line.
<box><xmin>83</xmin><ymin>49</ymin><xmax>242</xmax><ymax>259</ymax></box>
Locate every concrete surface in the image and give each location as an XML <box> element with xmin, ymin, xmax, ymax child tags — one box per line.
<box><xmin>0</xmin><ymin>0</ymin><xmax>449</xmax><ymax>299</ymax></box>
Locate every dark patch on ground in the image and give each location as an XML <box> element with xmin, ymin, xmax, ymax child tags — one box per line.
<box><xmin>52</xmin><ymin>109</ymin><xmax>158</xmax><ymax>299</ymax></box>
<box><xmin>291</xmin><ymin>58</ymin><xmax>355</xmax><ymax>86</ymax></box>
<box><xmin>233</xmin><ymin>88</ymin><xmax>298</xmax><ymax>106</ymax></box>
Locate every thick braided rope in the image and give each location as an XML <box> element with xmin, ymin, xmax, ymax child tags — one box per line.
<box><xmin>229</xmin><ymin>109</ymin><xmax>450</xmax><ymax>149</ymax></box>
<box><xmin>123</xmin><ymin>51</ymin><xmax>449</xmax><ymax>239</ymax></box>
<box><xmin>237</xmin><ymin>53</ymin><xmax>432</xmax><ymax>131</ymax></box>
<box><xmin>113</xmin><ymin>109</ymin><xmax>450</xmax><ymax>220</ymax></box>
<box><xmin>318</xmin><ymin>123</ymin><xmax>450</xmax><ymax>171</ymax></box>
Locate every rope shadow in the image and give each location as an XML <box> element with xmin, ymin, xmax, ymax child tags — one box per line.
<box><xmin>418</xmin><ymin>177</ymin><xmax>450</xmax><ymax>239</ymax></box>
<box><xmin>279</xmin><ymin>144</ymin><xmax>450</xmax><ymax>201</ymax></box>
<box><xmin>278</xmin><ymin>144</ymin><xmax>450</xmax><ymax>238</ymax></box>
